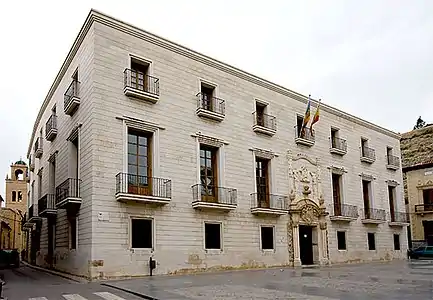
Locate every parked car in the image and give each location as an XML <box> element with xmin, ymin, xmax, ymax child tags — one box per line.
<box><xmin>407</xmin><ymin>246</ymin><xmax>433</xmax><ymax>259</ymax></box>
<box><xmin>0</xmin><ymin>249</ymin><xmax>19</xmax><ymax>269</ymax></box>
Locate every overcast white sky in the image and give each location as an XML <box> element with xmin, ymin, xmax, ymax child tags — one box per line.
<box><xmin>1</xmin><ymin>0</ymin><xmax>432</xmax><ymax>198</ymax></box>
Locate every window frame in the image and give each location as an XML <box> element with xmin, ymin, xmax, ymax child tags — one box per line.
<box><xmin>337</xmin><ymin>231</ymin><xmax>347</xmax><ymax>251</ymax></box>
<box><xmin>203</xmin><ymin>221</ymin><xmax>223</xmax><ymax>252</ymax></box>
<box><xmin>260</xmin><ymin>225</ymin><xmax>276</xmax><ymax>251</ymax></box>
<box><xmin>122</xmin><ymin>118</ymin><xmax>161</xmax><ymax>180</ymax></box>
<box><xmin>367</xmin><ymin>232</ymin><xmax>376</xmax><ymax>251</ymax></box>
<box><xmin>255</xmin><ymin>156</ymin><xmax>270</xmax><ymax>206</ymax></box>
<box><xmin>393</xmin><ymin>234</ymin><xmax>400</xmax><ymax>251</ymax></box>
<box><xmin>199</xmin><ymin>144</ymin><xmax>218</xmax><ymax>202</ymax></box>
<box><xmin>130</xmin><ymin>216</ymin><xmax>155</xmax><ymax>250</ymax></box>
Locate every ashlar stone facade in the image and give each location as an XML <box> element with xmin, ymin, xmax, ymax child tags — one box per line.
<box><xmin>25</xmin><ymin>10</ymin><xmax>407</xmax><ymax>280</ymax></box>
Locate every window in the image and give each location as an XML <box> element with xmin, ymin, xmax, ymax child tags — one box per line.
<box><xmin>361</xmin><ymin>138</ymin><xmax>368</xmax><ymax>156</ymax></box>
<box><xmin>331</xmin><ymin>128</ymin><xmax>339</xmax><ymax>148</ymax></box>
<box><xmin>17</xmin><ymin>191</ymin><xmax>22</xmax><ymax>202</ymax></box>
<box><xmin>362</xmin><ymin>180</ymin><xmax>371</xmax><ymax>218</ymax></box>
<box><xmin>131</xmin><ymin>218</ymin><xmax>153</xmax><ymax>249</ymax></box>
<box><xmin>260</xmin><ymin>226</ymin><xmax>274</xmax><ymax>250</ymax></box>
<box><xmin>332</xmin><ymin>173</ymin><xmax>342</xmax><ymax>215</ymax></box>
<box><xmin>131</xmin><ymin>60</ymin><xmax>150</xmax><ymax>92</ymax></box>
<box><xmin>11</xmin><ymin>191</ymin><xmax>16</xmax><ymax>202</ymax></box>
<box><xmin>200</xmin><ymin>83</ymin><xmax>215</xmax><ymax>111</ymax></box>
<box><xmin>52</xmin><ymin>105</ymin><xmax>57</xmax><ymax>114</ymax></box>
<box><xmin>200</xmin><ymin>145</ymin><xmax>218</xmax><ymax>201</ymax></box>
<box><xmin>368</xmin><ymin>232</ymin><xmax>376</xmax><ymax>250</ymax></box>
<box><xmin>337</xmin><ymin>231</ymin><xmax>346</xmax><ymax>250</ymax></box>
<box><xmin>69</xmin><ymin>218</ymin><xmax>77</xmax><ymax>250</ymax></box>
<box><xmin>387</xmin><ymin>146</ymin><xmax>393</xmax><ymax>157</ymax></box>
<box><xmin>204</xmin><ymin>223</ymin><xmax>221</xmax><ymax>250</ymax></box>
<box><xmin>393</xmin><ymin>234</ymin><xmax>400</xmax><ymax>250</ymax></box>
<box><xmin>388</xmin><ymin>185</ymin><xmax>396</xmax><ymax>221</ymax></box>
<box><xmin>128</xmin><ymin>129</ymin><xmax>152</xmax><ymax>195</ymax></box>
<box><xmin>255</xmin><ymin>102</ymin><xmax>267</xmax><ymax>127</ymax></box>
<box><xmin>423</xmin><ymin>189</ymin><xmax>433</xmax><ymax>204</ymax></box>
<box><xmin>296</xmin><ymin>115</ymin><xmax>304</xmax><ymax>136</ymax></box>
<box><xmin>256</xmin><ymin>157</ymin><xmax>270</xmax><ymax>208</ymax></box>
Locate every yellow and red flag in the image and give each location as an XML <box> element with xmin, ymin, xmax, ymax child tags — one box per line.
<box><xmin>310</xmin><ymin>99</ymin><xmax>321</xmax><ymax>134</ymax></box>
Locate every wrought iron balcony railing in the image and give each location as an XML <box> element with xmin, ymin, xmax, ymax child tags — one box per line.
<box><xmin>124</xmin><ymin>69</ymin><xmax>159</xmax><ymax>96</ymax></box>
<box><xmin>333</xmin><ymin>203</ymin><xmax>358</xmax><ymax>218</ymax></box>
<box><xmin>330</xmin><ymin>137</ymin><xmax>347</xmax><ymax>152</ymax></box>
<box><xmin>294</xmin><ymin>126</ymin><xmax>315</xmax><ymax>142</ymax></box>
<box><xmin>360</xmin><ymin>146</ymin><xmax>375</xmax><ymax>161</ymax></box>
<box><xmin>45</xmin><ymin>114</ymin><xmax>57</xmax><ymax>140</ymax></box>
<box><xmin>387</xmin><ymin>155</ymin><xmax>400</xmax><ymax>168</ymax></box>
<box><xmin>34</xmin><ymin>137</ymin><xmax>43</xmax><ymax>153</ymax></box>
<box><xmin>390</xmin><ymin>211</ymin><xmax>409</xmax><ymax>223</ymax></box>
<box><xmin>38</xmin><ymin>194</ymin><xmax>56</xmax><ymax>214</ymax></box>
<box><xmin>253</xmin><ymin>112</ymin><xmax>276</xmax><ymax>130</ymax></box>
<box><xmin>56</xmin><ymin>178</ymin><xmax>81</xmax><ymax>205</ymax></box>
<box><xmin>192</xmin><ymin>184</ymin><xmax>237</xmax><ymax>205</ymax></box>
<box><xmin>116</xmin><ymin>173</ymin><xmax>171</xmax><ymax>199</ymax></box>
<box><xmin>363</xmin><ymin>208</ymin><xmax>386</xmax><ymax>220</ymax></box>
<box><xmin>250</xmin><ymin>193</ymin><xmax>288</xmax><ymax>210</ymax></box>
<box><xmin>64</xmin><ymin>80</ymin><xmax>80</xmax><ymax>108</ymax></box>
<box><xmin>196</xmin><ymin>92</ymin><xmax>225</xmax><ymax>115</ymax></box>
<box><xmin>415</xmin><ymin>204</ymin><xmax>433</xmax><ymax>213</ymax></box>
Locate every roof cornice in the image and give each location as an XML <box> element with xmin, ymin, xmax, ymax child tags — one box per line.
<box><xmin>27</xmin><ymin>9</ymin><xmax>400</xmax><ymax>156</ymax></box>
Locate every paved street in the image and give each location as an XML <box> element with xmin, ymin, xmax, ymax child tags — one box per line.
<box><xmin>0</xmin><ymin>265</ymin><xmax>142</xmax><ymax>300</ymax></box>
<box><xmin>1</xmin><ymin>260</ymin><xmax>433</xmax><ymax>299</ymax></box>
<box><xmin>104</xmin><ymin>260</ymin><xmax>433</xmax><ymax>300</ymax></box>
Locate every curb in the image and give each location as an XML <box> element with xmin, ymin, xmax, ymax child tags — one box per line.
<box><xmin>101</xmin><ymin>283</ymin><xmax>158</xmax><ymax>300</ymax></box>
<box><xmin>21</xmin><ymin>261</ymin><xmax>87</xmax><ymax>283</ymax></box>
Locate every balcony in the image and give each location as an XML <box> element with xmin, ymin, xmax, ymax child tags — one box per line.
<box><xmin>29</xmin><ymin>158</ymin><xmax>35</xmax><ymax>172</ymax></box>
<box><xmin>252</xmin><ymin>112</ymin><xmax>276</xmax><ymax>136</ymax></box>
<box><xmin>415</xmin><ymin>204</ymin><xmax>433</xmax><ymax>214</ymax></box>
<box><xmin>386</xmin><ymin>155</ymin><xmax>400</xmax><ymax>170</ymax></box>
<box><xmin>360</xmin><ymin>146</ymin><xmax>375</xmax><ymax>164</ymax></box>
<box><xmin>294</xmin><ymin>126</ymin><xmax>315</xmax><ymax>147</ymax></box>
<box><xmin>195</xmin><ymin>93</ymin><xmax>225</xmax><ymax>121</ymax></box>
<box><xmin>56</xmin><ymin>178</ymin><xmax>82</xmax><ymax>211</ymax></box>
<box><xmin>64</xmin><ymin>80</ymin><xmax>80</xmax><ymax>115</ymax></box>
<box><xmin>28</xmin><ymin>204</ymin><xmax>42</xmax><ymax>223</ymax></box>
<box><xmin>362</xmin><ymin>208</ymin><xmax>386</xmax><ymax>224</ymax></box>
<box><xmin>34</xmin><ymin>137</ymin><xmax>43</xmax><ymax>158</ymax></box>
<box><xmin>330</xmin><ymin>204</ymin><xmax>358</xmax><ymax>222</ymax></box>
<box><xmin>38</xmin><ymin>194</ymin><xmax>57</xmax><ymax>217</ymax></box>
<box><xmin>250</xmin><ymin>193</ymin><xmax>288</xmax><ymax>216</ymax></box>
<box><xmin>45</xmin><ymin>114</ymin><xmax>58</xmax><ymax>141</ymax></box>
<box><xmin>123</xmin><ymin>69</ymin><xmax>159</xmax><ymax>103</ymax></box>
<box><xmin>330</xmin><ymin>137</ymin><xmax>347</xmax><ymax>155</ymax></box>
<box><xmin>22</xmin><ymin>213</ymin><xmax>34</xmax><ymax>230</ymax></box>
<box><xmin>191</xmin><ymin>184</ymin><xmax>237</xmax><ymax>211</ymax></box>
<box><xmin>389</xmin><ymin>211</ymin><xmax>409</xmax><ymax>227</ymax></box>
<box><xmin>115</xmin><ymin>173</ymin><xmax>171</xmax><ymax>204</ymax></box>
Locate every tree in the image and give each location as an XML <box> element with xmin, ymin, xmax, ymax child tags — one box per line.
<box><xmin>414</xmin><ymin>116</ymin><xmax>426</xmax><ymax>130</ymax></box>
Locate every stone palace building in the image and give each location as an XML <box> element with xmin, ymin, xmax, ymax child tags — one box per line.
<box><xmin>25</xmin><ymin>9</ymin><xmax>407</xmax><ymax>279</ymax></box>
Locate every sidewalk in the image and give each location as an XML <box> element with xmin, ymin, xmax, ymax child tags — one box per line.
<box><xmin>21</xmin><ymin>261</ymin><xmax>88</xmax><ymax>283</ymax></box>
<box><xmin>102</xmin><ymin>261</ymin><xmax>433</xmax><ymax>300</ymax></box>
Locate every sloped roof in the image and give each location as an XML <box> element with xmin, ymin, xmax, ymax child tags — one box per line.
<box><xmin>401</xmin><ymin>124</ymin><xmax>433</xmax><ymax>170</ymax></box>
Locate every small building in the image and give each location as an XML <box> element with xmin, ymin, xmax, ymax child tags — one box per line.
<box><xmin>401</xmin><ymin>125</ymin><xmax>433</xmax><ymax>246</ymax></box>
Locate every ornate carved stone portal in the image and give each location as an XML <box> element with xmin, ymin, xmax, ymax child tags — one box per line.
<box><xmin>287</xmin><ymin>150</ymin><xmax>329</xmax><ymax>266</ymax></box>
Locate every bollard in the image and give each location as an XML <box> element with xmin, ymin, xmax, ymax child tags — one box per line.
<box><xmin>149</xmin><ymin>257</ymin><xmax>156</xmax><ymax>276</ymax></box>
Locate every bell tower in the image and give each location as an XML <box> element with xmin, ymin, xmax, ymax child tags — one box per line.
<box><xmin>5</xmin><ymin>159</ymin><xmax>28</xmax><ymax>214</ymax></box>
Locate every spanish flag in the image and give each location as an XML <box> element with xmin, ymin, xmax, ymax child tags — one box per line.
<box><xmin>302</xmin><ymin>95</ymin><xmax>311</xmax><ymax>129</ymax></box>
<box><xmin>310</xmin><ymin>99</ymin><xmax>321</xmax><ymax>134</ymax></box>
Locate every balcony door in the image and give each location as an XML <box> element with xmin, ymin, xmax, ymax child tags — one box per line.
<box><xmin>131</xmin><ymin>61</ymin><xmax>149</xmax><ymax>92</ymax></box>
<box><xmin>332</xmin><ymin>173</ymin><xmax>342</xmax><ymax>216</ymax></box>
<box><xmin>362</xmin><ymin>180</ymin><xmax>371</xmax><ymax>218</ymax></box>
<box><xmin>200</xmin><ymin>84</ymin><xmax>215</xmax><ymax>111</ymax></box>
<box><xmin>423</xmin><ymin>189</ymin><xmax>433</xmax><ymax>211</ymax></box>
<box><xmin>200</xmin><ymin>145</ymin><xmax>218</xmax><ymax>202</ymax></box>
<box><xmin>128</xmin><ymin>130</ymin><xmax>152</xmax><ymax>196</ymax></box>
<box><xmin>388</xmin><ymin>186</ymin><xmax>396</xmax><ymax>221</ymax></box>
<box><xmin>256</xmin><ymin>157</ymin><xmax>270</xmax><ymax>208</ymax></box>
